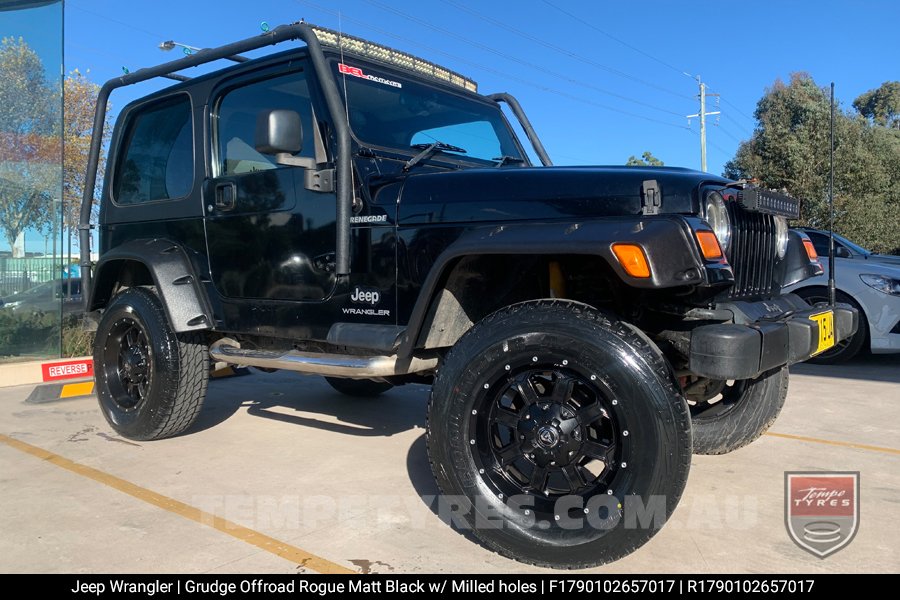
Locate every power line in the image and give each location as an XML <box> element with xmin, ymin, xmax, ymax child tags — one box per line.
<box><xmin>540</xmin><ymin>0</ymin><xmax>760</xmax><ymax>134</ymax></box>
<box><xmin>297</xmin><ymin>0</ymin><xmax>688</xmax><ymax>130</ymax></box>
<box><xmin>718</xmin><ymin>95</ymin><xmax>756</xmax><ymax>123</ymax></box>
<box><xmin>362</xmin><ymin>0</ymin><xmax>685</xmax><ymax>118</ymax></box>
<box><xmin>67</xmin><ymin>2</ymin><xmax>165</xmax><ymax>41</ymax></box>
<box><xmin>720</xmin><ymin>110</ymin><xmax>752</xmax><ymax>135</ymax></box>
<box><xmin>439</xmin><ymin>0</ymin><xmax>693</xmax><ymax>101</ymax></box>
<box><xmin>715</xmin><ymin>123</ymin><xmax>745</xmax><ymax>145</ymax></box>
<box><xmin>540</xmin><ymin>0</ymin><xmax>694</xmax><ymax>79</ymax></box>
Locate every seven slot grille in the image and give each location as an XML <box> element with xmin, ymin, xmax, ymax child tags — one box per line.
<box><xmin>724</xmin><ymin>202</ymin><xmax>778</xmax><ymax>299</ymax></box>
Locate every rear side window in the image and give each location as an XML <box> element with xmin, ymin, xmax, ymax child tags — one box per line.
<box><xmin>114</xmin><ymin>95</ymin><xmax>193</xmax><ymax>204</ymax></box>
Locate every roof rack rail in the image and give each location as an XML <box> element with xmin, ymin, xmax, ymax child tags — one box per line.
<box><xmin>79</xmin><ymin>22</ymin><xmax>354</xmax><ymax>312</ymax></box>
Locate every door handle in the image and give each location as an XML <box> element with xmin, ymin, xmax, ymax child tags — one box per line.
<box><xmin>214</xmin><ymin>183</ymin><xmax>236</xmax><ymax>211</ymax></box>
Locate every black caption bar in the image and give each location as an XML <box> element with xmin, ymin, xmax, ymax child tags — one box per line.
<box><xmin>13</xmin><ymin>573</ymin><xmax>877</xmax><ymax>597</ymax></box>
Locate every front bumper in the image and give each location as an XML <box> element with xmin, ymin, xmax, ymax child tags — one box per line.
<box><xmin>689</xmin><ymin>294</ymin><xmax>858</xmax><ymax>380</ymax></box>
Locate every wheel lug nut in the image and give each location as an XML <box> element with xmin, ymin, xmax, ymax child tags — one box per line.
<box><xmin>469</xmin><ymin>439</ymin><xmax>475</xmax><ymax>445</ymax></box>
<box><xmin>590</xmin><ymin>374</ymin><xmax>597</xmax><ymax>381</ymax></box>
<box><xmin>483</xmin><ymin>383</ymin><xmax>489</xmax><ymax>389</ymax></box>
<box><xmin>583</xmin><ymin>508</ymin><xmax>589</xmax><ymax>514</ymax></box>
<box><xmin>532</xmin><ymin>356</ymin><xmax>538</xmax><ymax>362</ymax></box>
<box><xmin>554</xmin><ymin>515</ymin><xmax>560</xmax><ymax>521</ymax></box>
<box><xmin>472</xmin><ymin>409</ymin><xmax>477</xmax><ymax>415</ymax></box>
<box><xmin>562</xmin><ymin>359</ymin><xmax>568</xmax><ymax>366</ymax></box>
<box><xmin>621</xmin><ymin>462</ymin><xmax>627</xmax><ymax>468</ymax></box>
<box><xmin>550</xmin><ymin>461</ymin><xmax>556</xmax><ymax>466</ymax></box>
<box><xmin>612</xmin><ymin>399</ymin><xmax>618</xmax><ymax>405</ymax></box>
<box><xmin>623</xmin><ymin>430</ymin><xmax>629</xmax><ymax>436</ymax></box>
<box><xmin>607</xmin><ymin>489</ymin><xmax>613</xmax><ymax>495</ymax></box>
<box><xmin>524</xmin><ymin>509</ymin><xmax>530</xmax><ymax>515</ymax></box>
<box><xmin>479</xmin><ymin>468</ymin><xmax>485</xmax><ymax>474</ymax></box>
<box><xmin>505</xmin><ymin>364</ymin><xmax>510</xmax><ymax>371</ymax></box>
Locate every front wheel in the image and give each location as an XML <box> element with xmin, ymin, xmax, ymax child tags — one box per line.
<box><xmin>426</xmin><ymin>300</ymin><xmax>691</xmax><ymax>568</ymax></box>
<box><xmin>93</xmin><ymin>287</ymin><xmax>209</xmax><ymax>441</ymax></box>
<box><xmin>686</xmin><ymin>367</ymin><xmax>788</xmax><ymax>455</ymax></box>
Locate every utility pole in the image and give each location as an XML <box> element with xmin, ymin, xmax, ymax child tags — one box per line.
<box><xmin>686</xmin><ymin>76</ymin><xmax>720</xmax><ymax>172</ymax></box>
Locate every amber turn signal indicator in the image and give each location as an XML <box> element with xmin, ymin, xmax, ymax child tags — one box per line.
<box><xmin>802</xmin><ymin>238</ymin><xmax>819</xmax><ymax>261</ymax></box>
<box><xmin>694</xmin><ymin>230</ymin><xmax>723</xmax><ymax>260</ymax></box>
<box><xmin>611</xmin><ymin>243</ymin><xmax>651</xmax><ymax>278</ymax></box>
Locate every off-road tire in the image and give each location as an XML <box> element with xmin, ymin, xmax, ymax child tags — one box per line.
<box><xmin>94</xmin><ymin>287</ymin><xmax>208</xmax><ymax>441</ymax></box>
<box><xmin>426</xmin><ymin>300</ymin><xmax>692</xmax><ymax>568</ymax></box>
<box><xmin>688</xmin><ymin>367</ymin><xmax>788</xmax><ymax>455</ymax></box>
<box><xmin>324</xmin><ymin>377</ymin><xmax>393</xmax><ymax>397</ymax></box>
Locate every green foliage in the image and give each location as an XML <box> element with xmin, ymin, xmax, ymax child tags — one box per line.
<box><xmin>0</xmin><ymin>309</ymin><xmax>57</xmax><ymax>357</ymax></box>
<box><xmin>626</xmin><ymin>151</ymin><xmax>664</xmax><ymax>166</ymax></box>
<box><xmin>62</xmin><ymin>314</ymin><xmax>94</xmax><ymax>358</ymax></box>
<box><xmin>724</xmin><ymin>73</ymin><xmax>900</xmax><ymax>254</ymax></box>
<box><xmin>853</xmin><ymin>81</ymin><xmax>900</xmax><ymax>129</ymax></box>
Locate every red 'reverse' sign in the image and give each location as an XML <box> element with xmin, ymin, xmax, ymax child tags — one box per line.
<box><xmin>42</xmin><ymin>359</ymin><xmax>94</xmax><ymax>382</ymax></box>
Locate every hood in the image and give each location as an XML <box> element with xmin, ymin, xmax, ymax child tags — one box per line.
<box><xmin>860</xmin><ymin>253</ymin><xmax>900</xmax><ymax>266</ymax></box>
<box><xmin>394</xmin><ymin>165</ymin><xmax>729</xmax><ymax>225</ymax></box>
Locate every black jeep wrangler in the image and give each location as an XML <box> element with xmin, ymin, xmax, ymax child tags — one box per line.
<box><xmin>79</xmin><ymin>23</ymin><xmax>856</xmax><ymax>568</ymax></box>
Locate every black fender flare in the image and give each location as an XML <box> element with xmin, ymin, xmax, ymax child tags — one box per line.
<box><xmin>397</xmin><ymin>216</ymin><xmax>724</xmax><ymax>356</ymax></box>
<box><xmin>89</xmin><ymin>239</ymin><xmax>214</xmax><ymax>332</ymax></box>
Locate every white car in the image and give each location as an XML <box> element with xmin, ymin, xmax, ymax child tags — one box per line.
<box><xmin>784</xmin><ymin>229</ymin><xmax>900</xmax><ymax>363</ymax></box>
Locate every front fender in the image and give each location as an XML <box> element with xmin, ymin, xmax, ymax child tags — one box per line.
<box><xmin>90</xmin><ymin>239</ymin><xmax>213</xmax><ymax>332</ymax></box>
<box><xmin>398</xmin><ymin>216</ymin><xmax>733</xmax><ymax>355</ymax></box>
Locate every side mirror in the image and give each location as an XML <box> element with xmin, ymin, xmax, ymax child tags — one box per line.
<box><xmin>835</xmin><ymin>246</ymin><xmax>852</xmax><ymax>258</ymax></box>
<box><xmin>255</xmin><ymin>109</ymin><xmax>302</xmax><ymax>156</ymax></box>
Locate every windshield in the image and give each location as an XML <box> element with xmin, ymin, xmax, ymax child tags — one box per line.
<box><xmin>333</xmin><ymin>60</ymin><xmax>526</xmax><ymax>166</ymax></box>
<box><xmin>834</xmin><ymin>232</ymin><xmax>871</xmax><ymax>255</ymax></box>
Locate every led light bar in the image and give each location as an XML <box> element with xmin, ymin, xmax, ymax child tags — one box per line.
<box><xmin>736</xmin><ymin>188</ymin><xmax>801</xmax><ymax>219</ymax></box>
<box><xmin>310</xmin><ymin>24</ymin><xmax>478</xmax><ymax>93</ymax></box>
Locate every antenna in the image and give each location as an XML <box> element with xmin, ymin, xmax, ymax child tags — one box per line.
<box><xmin>828</xmin><ymin>83</ymin><xmax>836</xmax><ymax>307</ymax></box>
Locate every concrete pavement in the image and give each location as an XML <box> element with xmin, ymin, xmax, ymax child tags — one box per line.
<box><xmin>1</xmin><ymin>355</ymin><xmax>897</xmax><ymax>574</ymax></box>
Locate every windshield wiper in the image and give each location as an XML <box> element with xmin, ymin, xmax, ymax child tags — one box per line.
<box><xmin>404</xmin><ymin>141</ymin><xmax>467</xmax><ymax>172</ymax></box>
<box><xmin>492</xmin><ymin>155</ymin><xmax>526</xmax><ymax>167</ymax></box>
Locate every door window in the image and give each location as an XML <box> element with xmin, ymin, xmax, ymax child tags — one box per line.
<box><xmin>113</xmin><ymin>94</ymin><xmax>193</xmax><ymax>204</ymax></box>
<box><xmin>215</xmin><ymin>70</ymin><xmax>315</xmax><ymax>177</ymax></box>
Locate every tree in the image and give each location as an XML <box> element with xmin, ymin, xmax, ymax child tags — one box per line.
<box><xmin>626</xmin><ymin>151</ymin><xmax>664</xmax><ymax>166</ymax></box>
<box><xmin>724</xmin><ymin>73</ymin><xmax>900</xmax><ymax>254</ymax></box>
<box><xmin>63</xmin><ymin>69</ymin><xmax>110</xmax><ymax>232</ymax></box>
<box><xmin>0</xmin><ymin>37</ymin><xmax>57</xmax><ymax>256</ymax></box>
<box><xmin>853</xmin><ymin>81</ymin><xmax>900</xmax><ymax>129</ymax></box>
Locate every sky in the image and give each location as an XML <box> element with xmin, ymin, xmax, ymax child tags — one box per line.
<box><xmin>57</xmin><ymin>0</ymin><xmax>898</xmax><ymax>174</ymax></box>
<box><xmin>2</xmin><ymin>0</ymin><xmax>899</xmax><ymax>252</ymax></box>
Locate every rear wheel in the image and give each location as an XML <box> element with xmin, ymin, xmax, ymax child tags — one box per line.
<box><xmin>324</xmin><ymin>377</ymin><xmax>393</xmax><ymax>397</ymax></box>
<box><xmin>795</xmin><ymin>288</ymin><xmax>867</xmax><ymax>364</ymax></box>
<box><xmin>94</xmin><ymin>287</ymin><xmax>208</xmax><ymax>441</ymax></box>
<box><xmin>686</xmin><ymin>367</ymin><xmax>788</xmax><ymax>455</ymax></box>
<box><xmin>427</xmin><ymin>300</ymin><xmax>691</xmax><ymax>568</ymax></box>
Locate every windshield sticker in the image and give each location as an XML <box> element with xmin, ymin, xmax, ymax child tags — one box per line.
<box><xmin>338</xmin><ymin>63</ymin><xmax>402</xmax><ymax>88</ymax></box>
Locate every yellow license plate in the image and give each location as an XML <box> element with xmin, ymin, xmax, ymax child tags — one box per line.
<box><xmin>809</xmin><ymin>310</ymin><xmax>835</xmax><ymax>355</ymax></box>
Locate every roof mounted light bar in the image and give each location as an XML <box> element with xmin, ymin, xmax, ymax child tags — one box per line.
<box><xmin>309</xmin><ymin>24</ymin><xmax>478</xmax><ymax>93</ymax></box>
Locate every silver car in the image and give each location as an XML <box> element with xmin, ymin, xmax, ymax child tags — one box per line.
<box><xmin>784</xmin><ymin>229</ymin><xmax>900</xmax><ymax>363</ymax></box>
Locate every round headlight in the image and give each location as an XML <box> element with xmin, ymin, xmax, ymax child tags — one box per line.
<box><xmin>774</xmin><ymin>216</ymin><xmax>789</xmax><ymax>258</ymax></box>
<box><xmin>704</xmin><ymin>191</ymin><xmax>731</xmax><ymax>251</ymax></box>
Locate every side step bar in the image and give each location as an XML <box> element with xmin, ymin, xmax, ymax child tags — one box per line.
<box><xmin>208</xmin><ymin>346</ymin><xmax>438</xmax><ymax>379</ymax></box>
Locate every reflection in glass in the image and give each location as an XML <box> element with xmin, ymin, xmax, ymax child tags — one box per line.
<box><xmin>0</xmin><ymin>0</ymin><xmax>63</xmax><ymax>360</ymax></box>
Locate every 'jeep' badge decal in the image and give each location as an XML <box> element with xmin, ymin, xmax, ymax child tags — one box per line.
<box><xmin>785</xmin><ymin>471</ymin><xmax>859</xmax><ymax>558</ymax></box>
<box><xmin>350</xmin><ymin>286</ymin><xmax>380</xmax><ymax>306</ymax></box>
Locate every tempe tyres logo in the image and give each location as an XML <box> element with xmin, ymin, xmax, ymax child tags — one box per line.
<box><xmin>785</xmin><ymin>471</ymin><xmax>859</xmax><ymax>558</ymax></box>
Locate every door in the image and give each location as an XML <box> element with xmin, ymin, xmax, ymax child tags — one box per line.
<box><xmin>205</xmin><ymin>66</ymin><xmax>336</xmax><ymax>302</ymax></box>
